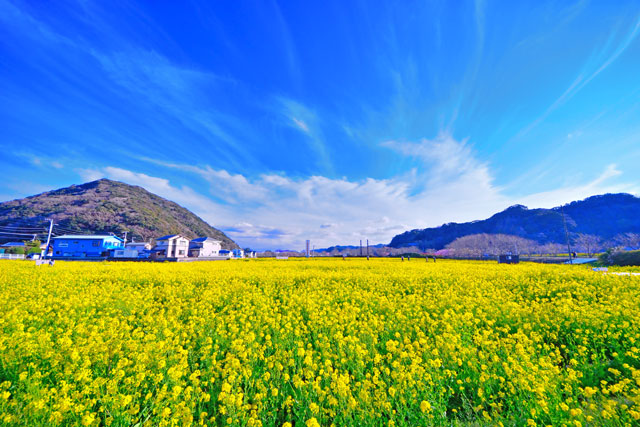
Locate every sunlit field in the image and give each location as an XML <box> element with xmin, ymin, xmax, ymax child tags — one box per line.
<box><xmin>0</xmin><ymin>259</ymin><xmax>639</xmax><ymax>426</ymax></box>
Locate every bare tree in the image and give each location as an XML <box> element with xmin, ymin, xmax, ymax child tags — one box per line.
<box><xmin>445</xmin><ymin>234</ymin><xmax>539</xmax><ymax>258</ymax></box>
<box><xmin>612</xmin><ymin>233</ymin><xmax>640</xmax><ymax>249</ymax></box>
<box><xmin>573</xmin><ymin>234</ymin><xmax>602</xmax><ymax>257</ymax></box>
<box><xmin>540</xmin><ymin>242</ymin><xmax>563</xmax><ymax>256</ymax></box>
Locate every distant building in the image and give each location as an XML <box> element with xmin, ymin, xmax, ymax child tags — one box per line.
<box><xmin>0</xmin><ymin>241</ymin><xmax>26</xmax><ymax>255</ymax></box>
<box><xmin>111</xmin><ymin>248</ymin><xmax>141</xmax><ymax>258</ymax></box>
<box><xmin>232</xmin><ymin>249</ymin><xmax>245</xmax><ymax>259</ymax></box>
<box><xmin>126</xmin><ymin>242</ymin><xmax>152</xmax><ymax>251</ymax></box>
<box><xmin>51</xmin><ymin>235</ymin><xmax>124</xmax><ymax>258</ymax></box>
<box><xmin>189</xmin><ymin>237</ymin><xmax>222</xmax><ymax>257</ymax></box>
<box><xmin>219</xmin><ymin>249</ymin><xmax>232</xmax><ymax>258</ymax></box>
<box><xmin>498</xmin><ymin>254</ymin><xmax>519</xmax><ymax>264</ymax></box>
<box><xmin>110</xmin><ymin>242</ymin><xmax>151</xmax><ymax>258</ymax></box>
<box><xmin>151</xmin><ymin>235</ymin><xmax>189</xmax><ymax>258</ymax></box>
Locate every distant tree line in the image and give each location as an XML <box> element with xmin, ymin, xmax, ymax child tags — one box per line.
<box><xmin>255</xmin><ymin>232</ymin><xmax>640</xmax><ymax>259</ymax></box>
<box><xmin>443</xmin><ymin>232</ymin><xmax>640</xmax><ymax>258</ymax></box>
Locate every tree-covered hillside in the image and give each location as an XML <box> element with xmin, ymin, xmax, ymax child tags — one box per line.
<box><xmin>390</xmin><ymin>193</ymin><xmax>640</xmax><ymax>250</ymax></box>
<box><xmin>0</xmin><ymin>179</ymin><xmax>238</xmax><ymax>248</ymax></box>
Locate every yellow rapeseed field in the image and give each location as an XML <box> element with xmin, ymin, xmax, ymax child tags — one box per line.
<box><xmin>0</xmin><ymin>259</ymin><xmax>639</xmax><ymax>426</ymax></box>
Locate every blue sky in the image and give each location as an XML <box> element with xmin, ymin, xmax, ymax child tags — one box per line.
<box><xmin>1</xmin><ymin>0</ymin><xmax>639</xmax><ymax>249</ymax></box>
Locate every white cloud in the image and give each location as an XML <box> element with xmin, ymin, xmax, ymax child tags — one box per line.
<box><xmin>131</xmin><ymin>134</ymin><xmax>507</xmax><ymax>249</ymax></box>
<box><xmin>78</xmin><ymin>134</ymin><xmax>637</xmax><ymax>251</ymax></box>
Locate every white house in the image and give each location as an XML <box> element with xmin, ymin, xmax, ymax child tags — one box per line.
<box><xmin>112</xmin><ymin>241</ymin><xmax>152</xmax><ymax>258</ymax></box>
<box><xmin>126</xmin><ymin>241</ymin><xmax>151</xmax><ymax>252</ymax></box>
<box><xmin>112</xmin><ymin>248</ymin><xmax>140</xmax><ymax>258</ymax></box>
<box><xmin>189</xmin><ymin>237</ymin><xmax>222</xmax><ymax>257</ymax></box>
<box><xmin>152</xmin><ymin>234</ymin><xmax>189</xmax><ymax>258</ymax></box>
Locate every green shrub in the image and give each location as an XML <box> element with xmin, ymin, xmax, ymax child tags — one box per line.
<box><xmin>599</xmin><ymin>248</ymin><xmax>640</xmax><ymax>266</ymax></box>
<box><xmin>598</xmin><ymin>248</ymin><xmax>617</xmax><ymax>265</ymax></box>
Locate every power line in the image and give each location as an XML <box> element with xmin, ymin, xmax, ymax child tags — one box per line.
<box><xmin>53</xmin><ymin>229</ymin><xmax>88</xmax><ymax>235</ymax></box>
<box><xmin>53</xmin><ymin>224</ymin><xmax>95</xmax><ymax>235</ymax></box>
<box><xmin>0</xmin><ymin>222</ymin><xmax>47</xmax><ymax>226</ymax></box>
<box><xmin>0</xmin><ymin>225</ymin><xmax>47</xmax><ymax>230</ymax></box>
<box><xmin>0</xmin><ymin>231</ymin><xmax>45</xmax><ymax>237</ymax></box>
<box><xmin>54</xmin><ymin>223</ymin><xmax>92</xmax><ymax>230</ymax></box>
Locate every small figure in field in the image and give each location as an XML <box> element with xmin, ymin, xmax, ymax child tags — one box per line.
<box><xmin>343</xmin><ymin>254</ymin><xmax>346</xmax><ymax>261</ymax></box>
<box><xmin>407</xmin><ymin>256</ymin><xmax>410</xmax><ymax>261</ymax></box>
<box><xmin>401</xmin><ymin>256</ymin><xmax>404</xmax><ymax>262</ymax></box>
<box><xmin>366</xmin><ymin>255</ymin><xmax>369</xmax><ymax>260</ymax></box>
<box><xmin>433</xmin><ymin>255</ymin><xmax>436</xmax><ymax>262</ymax></box>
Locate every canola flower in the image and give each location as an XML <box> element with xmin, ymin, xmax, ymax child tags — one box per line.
<box><xmin>0</xmin><ymin>258</ymin><xmax>639</xmax><ymax>426</ymax></box>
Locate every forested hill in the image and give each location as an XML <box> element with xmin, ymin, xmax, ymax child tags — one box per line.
<box><xmin>0</xmin><ymin>179</ymin><xmax>238</xmax><ymax>248</ymax></box>
<box><xmin>389</xmin><ymin>193</ymin><xmax>640</xmax><ymax>249</ymax></box>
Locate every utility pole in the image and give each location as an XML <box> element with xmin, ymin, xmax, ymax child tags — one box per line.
<box><xmin>123</xmin><ymin>231</ymin><xmax>128</xmax><ymax>245</ymax></box>
<box><xmin>360</xmin><ymin>240</ymin><xmax>362</xmax><ymax>256</ymax></box>
<box><xmin>366</xmin><ymin>239</ymin><xmax>369</xmax><ymax>257</ymax></box>
<box><xmin>41</xmin><ymin>219</ymin><xmax>53</xmax><ymax>259</ymax></box>
<box><xmin>561</xmin><ymin>204</ymin><xmax>573</xmax><ymax>264</ymax></box>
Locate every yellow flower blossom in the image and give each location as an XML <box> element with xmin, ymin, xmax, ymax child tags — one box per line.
<box><xmin>0</xmin><ymin>259</ymin><xmax>638</xmax><ymax>425</ymax></box>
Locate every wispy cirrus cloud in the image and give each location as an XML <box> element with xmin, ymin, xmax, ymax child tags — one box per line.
<box><xmin>515</xmin><ymin>14</ymin><xmax>640</xmax><ymax>139</ymax></box>
<box><xmin>291</xmin><ymin>117</ymin><xmax>310</xmax><ymax>133</ymax></box>
<box><xmin>278</xmin><ymin>97</ymin><xmax>334</xmax><ymax>174</ymax></box>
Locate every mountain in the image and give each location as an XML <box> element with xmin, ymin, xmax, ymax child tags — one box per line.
<box><xmin>389</xmin><ymin>193</ymin><xmax>640</xmax><ymax>249</ymax></box>
<box><xmin>0</xmin><ymin>179</ymin><xmax>238</xmax><ymax>248</ymax></box>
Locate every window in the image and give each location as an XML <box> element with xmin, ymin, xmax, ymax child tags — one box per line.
<box><xmin>178</xmin><ymin>250</ymin><xmax>185</xmax><ymax>255</ymax></box>
<box><xmin>92</xmin><ymin>241</ymin><xmax>100</xmax><ymax>247</ymax></box>
<box><xmin>59</xmin><ymin>243</ymin><xmax>68</xmax><ymax>247</ymax></box>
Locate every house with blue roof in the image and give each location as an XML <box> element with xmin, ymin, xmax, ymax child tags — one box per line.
<box><xmin>0</xmin><ymin>242</ymin><xmax>25</xmax><ymax>249</ymax></box>
<box><xmin>0</xmin><ymin>242</ymin><xmax>26</xmax><ymax>255</ymax></box>
<box><xmin>189</xmin><ymin>237</ymin><xmax>222</xmax><ymax>257</ymax></box>
<box><xmin>51</xmin><ymin>235</ymin><xmax>124</xmax><ymax>258</ymax></box>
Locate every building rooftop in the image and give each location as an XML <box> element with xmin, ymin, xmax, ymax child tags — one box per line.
<box><xmin>0</xmin><ymin>242</ymin><xmax>25</xmax><ymax>247</ymax></box>
<box><xmin>190</xmin><ymin>237</ymin><xmax>222</xmax><ymax>243</ymax></box>
<box><xmin>53</xmin><ymin>235</ymin><xmax>124</xmax><ymax>241</ymax></box>
<box><xmin>156</xmin><ymin>234</ymin><xmax>184</xmax><ymax>240</ymax></box>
